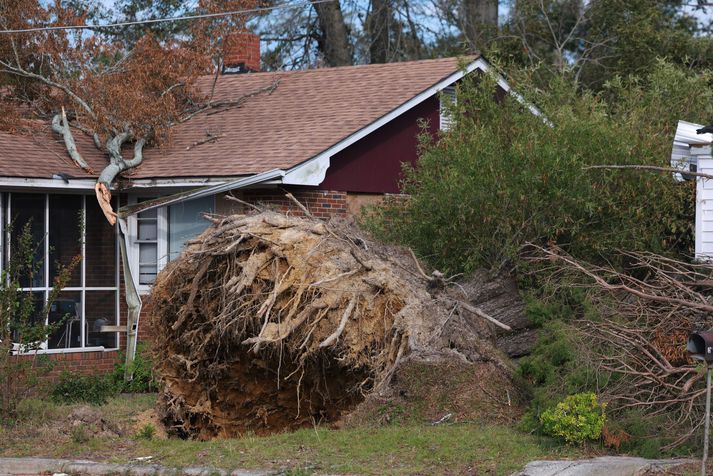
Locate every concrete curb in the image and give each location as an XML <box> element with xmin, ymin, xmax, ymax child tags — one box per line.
<box><xmin>512</xmin><ymin>456</ymin><xmax>697</xmax><ymax>476</ymax></box>
<box><xmin>0</xmin><ymin>457</ymin><xmax>270</xmax><ymax>476</ymax></box>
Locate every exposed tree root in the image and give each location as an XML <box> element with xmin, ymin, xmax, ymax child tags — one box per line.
<box><xmin>149</xmin><ymin>211</ymin><xmax>514</xmax><ymax>439</ymax></box>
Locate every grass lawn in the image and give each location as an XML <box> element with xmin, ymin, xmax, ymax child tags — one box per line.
<box><xmin>0</xmin><ymin>394</ymin><xmax>585</xmax><ymax>475</ymax></box>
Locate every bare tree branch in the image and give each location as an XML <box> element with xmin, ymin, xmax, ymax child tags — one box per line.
<box><xmin>51</xmin><ymin>108</ymin><xmax>91</xmax><ymax>172</ymax></box>
<box><xmin>585</xmin><ymin>164</ymin><xmax>713</xmax><ymax>180</ymax></box>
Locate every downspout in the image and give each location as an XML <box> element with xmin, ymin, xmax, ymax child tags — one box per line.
<box><xmin>118</xmin><ymin>217</ymin><xmax>142</xmax><ymax>381</ymax></box>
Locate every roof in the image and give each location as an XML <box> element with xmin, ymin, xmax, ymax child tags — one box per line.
<box><xmin>0</xmin><ymin>56</ymin><xmax>476</xmax><ymax>182</ymax></box>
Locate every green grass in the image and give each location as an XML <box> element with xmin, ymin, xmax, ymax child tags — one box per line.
<box><xmin>1</xmin><ymin>394</ymin><xmax>583</xmax><ymax>475</ymax></box>
<box><xmin>122</xmin><ymin>423</ymin><xmax>580</xmax><ymax>475</ymax></box>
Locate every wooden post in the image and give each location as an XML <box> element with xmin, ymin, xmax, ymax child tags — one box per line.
<box><xmin>703</xmin><ymin>366</ymin><xmax>712</xmax><ymax>476</ymax></box>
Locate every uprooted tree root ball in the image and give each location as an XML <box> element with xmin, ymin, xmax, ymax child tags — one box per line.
<box><xmin>148</xmin><ymin>210</ymin><xmax>515</xmax><ymax>439</ymax></box>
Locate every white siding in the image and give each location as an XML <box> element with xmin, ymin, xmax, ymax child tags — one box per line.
<box><xmin>696</xmin><ymin>150</ymin><xmax>713</xmax><ymax>260</ymax></box>
<box><xmin>439</xmin><ymin>86</ymin><xmax>457</xmax><ymax>131</ymax></box>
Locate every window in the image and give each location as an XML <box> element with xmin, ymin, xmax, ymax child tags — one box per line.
<box><xmin>129</xmin><ymin>195</ymin><xmax>213</xmax><ymax>293</ymax></box>
<box><xmin>439</xmin><ymin>86</ymin><xmax>457</xmax><ymax>131</ymax></box>
<box><xmin>168</xmin><ymin>196</ymin><xmax>214</xmax><ymax>261</ymax></box>
<box><xmin>6</xmin><ymin>192</ymin><xmax>119</xmax><ymax>352</ymax></box>
<box><xmin>136</xmin><ymin>204</ymin><xmax>159</xmax><ymax>285</ymax></box>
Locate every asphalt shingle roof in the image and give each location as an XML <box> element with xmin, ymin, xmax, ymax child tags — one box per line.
<box><xmin>0</xmin><ymin>56</ymin><xmax>472</xmax><ymax>181</ymax></box>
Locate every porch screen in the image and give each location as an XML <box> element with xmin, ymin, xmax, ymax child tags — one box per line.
<box><xmin>6</xmin><ymin>192</ymin><xmax>119</xmax><ymax>352</ymax></box>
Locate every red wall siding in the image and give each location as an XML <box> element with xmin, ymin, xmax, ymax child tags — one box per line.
<box><xmin>320</xmin><ymin>96</ymin><xmax>440</xmax><ymax>194</ymax></box>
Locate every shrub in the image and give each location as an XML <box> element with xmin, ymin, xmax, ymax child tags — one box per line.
<box><xmin>111</xmin><ymin>343</ymin><xmax>157</xmax><ymax>393</ymax></box>
<box><xmin>14</xmin><ymin>398</ymin><xmax>60</xmax><ymax>423</ymax></box>
<box><xmin>134</xmin><ymin>423</ymin><xmax>156</xmax><ymax>440</ymax></box>
<box><xmin>50</xmin><ymin>372</ymin><xmax>118</xmax><ymax>405</ymax></box>
<box><xmin>365</xmin><ymin>61</ymin><xmax>706</xmax><ymax>274</ymax></box>
<box><xmin>70</xmin><ymin>423</ymin><xmax>90</xmax><ymax>444</ymax></box>
<box><xmin>540</xmin><ymin>392</ymin><xmax>606</xmax><ymax>445</ymax></box>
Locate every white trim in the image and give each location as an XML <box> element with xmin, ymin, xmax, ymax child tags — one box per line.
<box><xmin>439</xmin><ymin>85</ymin><xmax>457</xmax><ymax>131</ymax></box>
<box><xmin>81</xmin><ymin>195</ymin><xmax>86</xmax><ymax>349</ymax></box>
<box><xmin>16</xmin><ymin>346</ymin><xmax>118</xmax><ymax>355</ymax></box>
<box><xmin>474</xmin><ymin>57</ymin><xmax>549</xmax><ymax>124</ymax></box>
<box><xmin>127</xmin><ymin>196</ymin><xmax>166</xmax><ymax>295</ymax></box>
<box><xmin>5</xmin><ymin>193</ymin><xmax>10</xmax><ymax>278</ymax></box>
<box><xmin>158</xmin><ymin>203</ymin><xmax>168</xmax><ymax>270</ymax></box>
<box><xmin>0</xmin><ymin>177</ymin><xmax>98</xmax><ymax>190</ymax></box>
<box><xmin>0</xmin><ymin>176</ymin><xmax>242</xmax><ymax>191</ymax></box>
<box><xmin>695</xmin><ymin>148</ymin><xmax>713</xmax><ymax>262</ymax></box>
<box><xmin>115</xmin><ymin>204</ymin><xmax>120</xmax><ymax>347</ymax></box>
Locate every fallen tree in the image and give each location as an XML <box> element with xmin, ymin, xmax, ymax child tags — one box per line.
<box><xmin>527</xmin><ymin>244</ymin><xmax>713</xmax><ymax>449</ymax></box>
<box><xmin>148</xmin><ymin>209</ymin><xmax>516</xmax><ymax>439</ymax></box>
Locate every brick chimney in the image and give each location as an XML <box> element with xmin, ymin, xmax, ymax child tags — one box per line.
<box><xmin>222</xmin><ymin>31</ymin><xmax>261</xmax><ymax>74</ymax></box>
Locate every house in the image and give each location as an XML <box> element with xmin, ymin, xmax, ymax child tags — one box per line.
<box><xmin>671</xmin><ymin>120</ymin><xmax>713</xmax><ymax>261</ymax></box>
<box><xmin>0</xmin><ymin>35</ymin><xmax>533</xmax><ymax>375</ymax></box>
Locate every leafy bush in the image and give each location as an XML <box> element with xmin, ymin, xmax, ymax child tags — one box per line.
<box><xmin>365</xmin><ymin>61</ymin><xmax>707</xmax><ymax>274</ymax></box>
<box><xmin>111</xmin><ymin>343</ymin><xmax>157</xmax><ymax>393</ymax></box>
<box><xmin>540</xmin><ymin>392</ymin><xmax>606</xmax><ymax>445</ymax></box>
<box><xmin>50</xmin><ymin>371</ymin><xmax>118</xmax><ymax>405</ymax></box>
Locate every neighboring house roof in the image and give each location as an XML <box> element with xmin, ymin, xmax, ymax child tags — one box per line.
<box><xmin>0</xmin><ymin>56</ymin><xmax>478</xmax><ymax>186</ymax></box>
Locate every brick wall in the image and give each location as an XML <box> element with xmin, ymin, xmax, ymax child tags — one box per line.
<box><xmin>14</xmin><ymin>350</ymin><xmax>120</xmax><ymax>383</ymax></box>
<box><xmin>218</xmin><ymin>187</ymin><xmax>348</xmax><ymax>219</ymax></box>
<box><xmin>223</xmin><ymin>31</ymin><xmax>260</xmax><ymax>72</ymax></box>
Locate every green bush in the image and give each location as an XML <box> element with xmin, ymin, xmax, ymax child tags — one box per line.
<box><xmin>540</xmin><ymin>392</ymin><xmax>606</xmax><ymax>445</ymax></box>
<box><xmin>14</xmin><ymin>398</ymin><xmax>60</xmax><ymax>423</ymax></box>
<box><xmin>365</xmin><ymin>61</ymin><xmax>705</xmax><ymax>274</ymax></box>
<box><xmin>50</xmin><ymin>371</ymin><xmax>118</xmax><ymax>405</ymax></box>
<box><xmin>70</xmin><ymin>423</ymin><xmax>90</xmax><ymax>443</ymax></box>
<box><xmin>111</xmin><ymin>343</ymin><xmax>157</xmax><ymax>393</ymax></box>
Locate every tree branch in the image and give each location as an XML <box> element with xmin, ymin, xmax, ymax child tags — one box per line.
<box><xmin>585</xmin><ymin>164</ymin><xmax>713</xmax><ymax>180</ymax></box>
<box><xmin>0</xmin><ymin>59</ymin><xmax>97</xmax><ymax>122</ymax></box>
<box><xmin>51</xmin><ymin>108</ymin><xmax>91</xmax><ymax>172</ymax></box>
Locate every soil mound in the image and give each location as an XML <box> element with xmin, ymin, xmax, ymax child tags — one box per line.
<box><xmin>148</xmin><ymin>210</ymin><xmax>514</xmax><ymax>439</ymax></box>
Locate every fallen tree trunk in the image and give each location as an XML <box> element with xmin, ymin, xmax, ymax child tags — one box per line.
<box><xmin>148</xmin><ymin>211</ymin><xmax>515</xmax><ymax>439</ymax></box>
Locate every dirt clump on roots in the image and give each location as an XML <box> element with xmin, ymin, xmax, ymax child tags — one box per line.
<box><xmin>148</xmin><ymin>210</ymin><xmax>515</xmax><ymax>439</ymax></box>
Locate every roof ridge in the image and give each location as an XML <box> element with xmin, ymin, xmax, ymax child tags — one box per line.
<box><xmin>202</xmin><ymin>55</ymin><xmax>478</xmax><ymax>81</ymax></box>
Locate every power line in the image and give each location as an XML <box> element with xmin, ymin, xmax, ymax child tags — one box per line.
<box><xmin>0</xmin><ymin>0</ymin><xmax>335</xmax><ymax>34</ymax></box>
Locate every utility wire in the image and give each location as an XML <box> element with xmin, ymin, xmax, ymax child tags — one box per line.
<box><xmin>0</xmin><ymin>0</ymin><xmax>335</xmax><ymax>34</ymax></box>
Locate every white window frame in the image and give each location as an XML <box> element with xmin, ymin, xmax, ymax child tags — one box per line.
<box><xmin>6</xmin><ymin>192</ymin><xmax>120</xmax><ymax>353</ymax></box>
<box><xmin>127</xmin><ymin>196</ymin><xmax>168</xmax><ymax>295</ymax></box>
<box><xmin>439</xmin><ymin>85</ymin><xmax>457</xmax><ymax>131</ymax></box>
<box><xmin>127</xmin><ymin>194</ymin><xmax>215</xmax><ymax>295</ymax></box>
